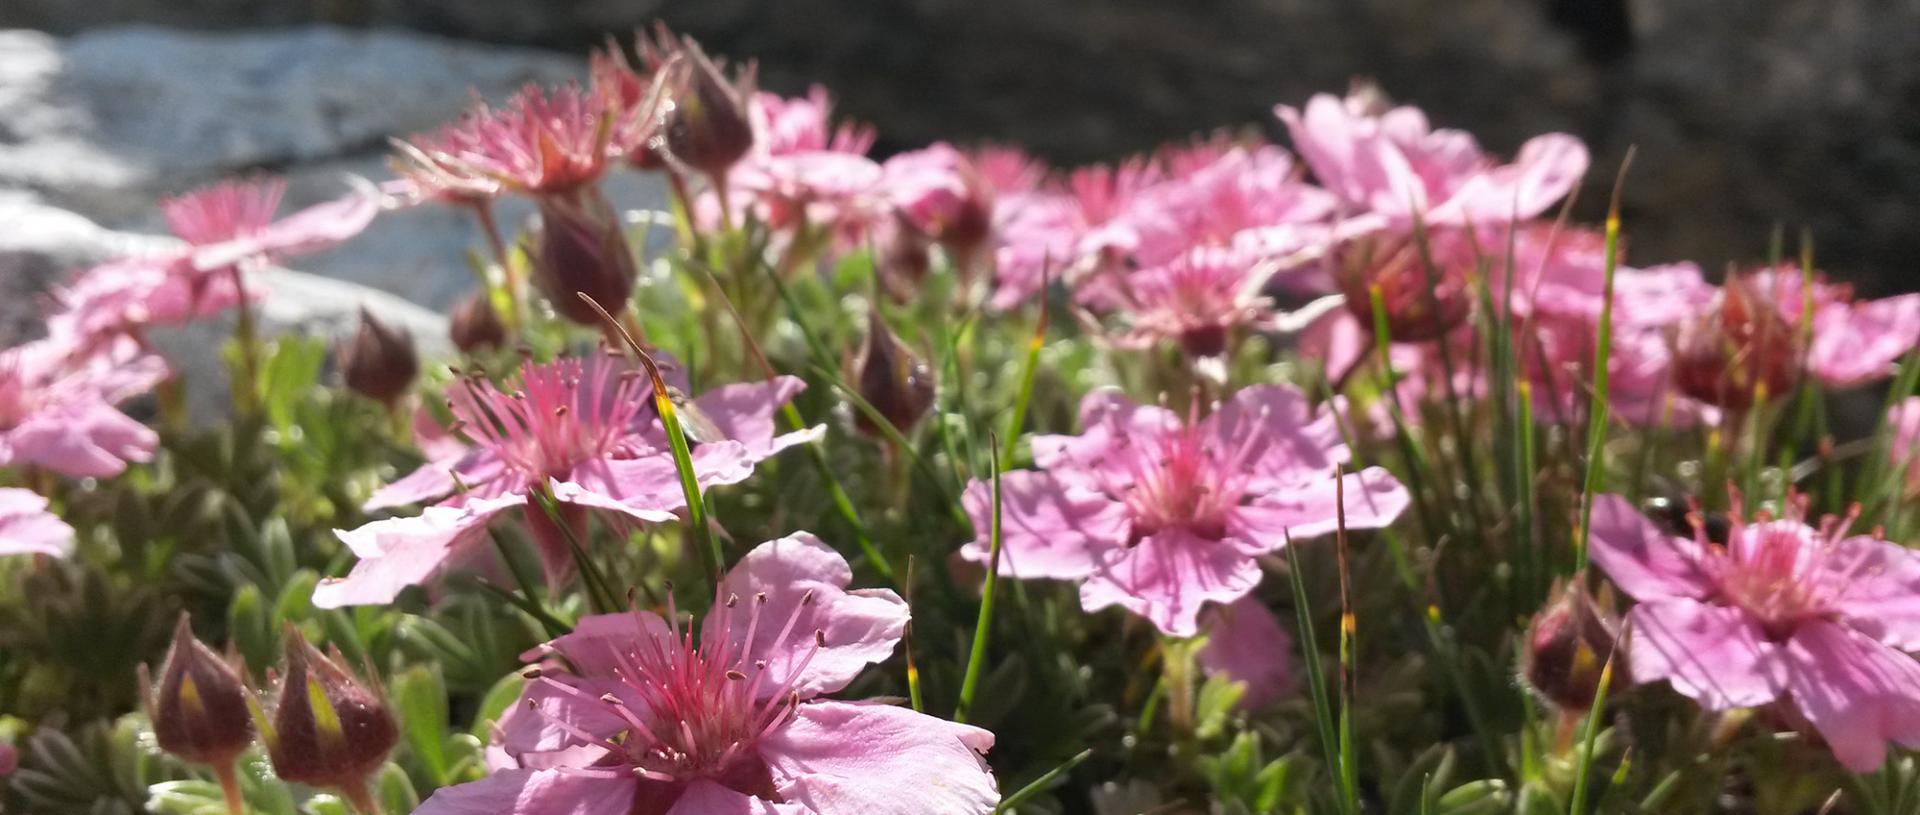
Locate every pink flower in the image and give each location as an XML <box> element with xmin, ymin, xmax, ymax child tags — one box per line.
<box><xmin>1110</xmin><ymin>246</ymin><xmax>1279</xmax><ymax>357</ymax></box>
<box><xmin>960</xmin><ymin>386</ymin><xmax>1409</xmax><ymax>636</ymax></box>
<box><xmin>1275</xmin><ymin>88</ymin><xmax>1588</xmax><ymax>229</ymax></box>
<box><xmin>398</xmin><ymin>84</ymin><xmax>614</xmax><ymax>199</ymax></box>
<box><xmin>424</xmin><ymin>533</ymin><xmax>998</xmax><ymax>815</ymax></box>
<box><xmin>1197</xmin><ymin>596</ymin><xmax>1295</xmax><ymax>710</ymax></box>
<box><xmin>314</xmin><ymin>353</ymin><xmax>821</xmax><ymax>607</ymax></box>
<box><xmin>1671</xmin><ymin>266</ymin><xmax>1920</xmax><ymax>410</ymax></box>
<box><xmin>1589</xmin><ymin>493</ymin><xmax>1920</xmax><ymax>771</ymax></box>
<box><xmin>0</xmin><ymin>488</ymin><xmax>75</xmax><ymax>559</ymax></box>
<box><xmin>1891</xmin><ymin>397</ymin><xmax>1920</xmax><ymax>496</ymax></box>
<box><xmin>54</xmin><ymin>178</ymin><xmax>379</xmax><ymax>342</ymax></box>
<box><xmin>989</xmin><ymin>157</ymin><xmax>1164</xmax><ymax>310</ymax></box>
<box><xmin>881</xmin><ymin>144</ymin><xmax>994</xmax><ymax>264</ymax></box>
<box><xmin>0</xmin><ymin>335</ymin><xmax>164</xmax><ymax>479</ymax></box>
<box><xmin>750</xmin><ymin>87</ymin><xmax>874</xmax><ymax>158</ymax></box>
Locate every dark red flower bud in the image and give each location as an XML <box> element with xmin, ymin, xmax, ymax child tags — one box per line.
<box><xmin>530</xmin><ymin>187</ymin><xmax>639</xmax><ymax>326</ymax></box>
<box><xmin>266</xmin><ymin>629</ymin><xmax>397</xmax><ymax>794</ymax></box>
<box><xmin>875</xmin><ymin>218</ymin><xmax>934</xmax><ymax>304</ymax></box>
<box><xmin>449</xmin><ymin>290</ymin><xmax>508</xmax><ymax>354</ymax></box>
<box><xmin>1336</xmin><ymin>230</ymin><xmax>1472</xmax><ymax>343</ymax></box>
<box><xmin>659</xmin><ymin>39</ymin><xmax>755</xmax><ymax>180</ymax></box>
<box><xmin>1521</xmin><ymin>579</ymin><xmax>1626</xmax><ymax>711</ymax></box>
<box><xmin>1673</xmin><ymin>272</ymin><xmax>1804</xmax><ymax>410</ymax></box>
<box><xmin>141</xmin><ymin>615</ymin><xmax>254</xmax><ymax>768</ymax></box>
<box><xmin>340</xmin><ymin>308</ymin><xmax>419</xmax><ymax>406</ymax></box>
<box><xmin>849</xmin><ymin>308</ymin><xmax>936</xmax><ymax>437</ymax></box>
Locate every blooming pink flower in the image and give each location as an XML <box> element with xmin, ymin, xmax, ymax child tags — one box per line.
<box><xmin>0</xmin><ymin>487</ymin><xmax>76</xmax><ymax>559</ymax></box>
<box><xmin>0</xmin><ymin>335</ymin><xmax>164</xmax><ymax>479</ymax></box>
<box><xmin>988</xmin><ymin>157</ymin><xmax>1165</xmax><ymax>310</ymax></box>
<box><xmin>881</xmin><ymin>144</ymin><xmax>994</xmax><ymax>264</ymax></box>
<box><xmin>54</xmin><ymin>178</ymin><xmax>379</xmax><ymax>342</ymax></box>
<box><xmin>398</xmin><ymin>84</ymin><xmax>614</xmax><ymax>200</ymax></box>
<box><xmin>1589</xmin><ymin>493</ymin><xmax>1920</xmax><ymax>771</ymax></box>
<box><xmin>1671</xmin><ymin>266</ymin><xmax>1920</xmax><ymax>410</ymax></box>
<box><xmin>750</xmin><ymin>87</ymin><xmax>874</xmax><ymax>158</ymax></box>
<box><xmin>1109</xmin><ymin>246</ymin><xmax>1280</xmax><ymax>357</ymax></box>
<box><xmin>1276</xmin><ymin>89</ymin><xmax>1588</xmax><ymax>229</ymax></box>
<box><xmin>314</xmin><ymin>353</ymin><xmax>821</xmax><ymax>607</ymax></box>
<box><xmin>425</xmin><ymin>533</ymin><xmax>998</xmax><ymax>815</ymax></box>
<box><xmin>1197</xmin><ymin>596</ymin><xmax>1295</xmax><ymax>710</ymax></box>
<box><xmin>960</xmin><ymin>386</ymin><xmax>1409</xmax><ymax>636</ymax></box>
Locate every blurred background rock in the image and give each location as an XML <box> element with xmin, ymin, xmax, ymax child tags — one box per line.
<box><xmin>3</xmin><ymin>0</ymin><xmax>1916</xmax><ymax>298</ymax></box>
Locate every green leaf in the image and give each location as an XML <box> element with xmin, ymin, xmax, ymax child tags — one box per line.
<box><xmin>392</xmin><ymin>665</ymin><xmax>452</xmax><ymax>786</ymax></box>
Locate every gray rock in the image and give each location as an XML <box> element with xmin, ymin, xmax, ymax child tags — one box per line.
<box><xmin>0</xmin><ymin>196</ymin><xmax>451</xmax><ymax>420</ymax></box>
<box><xmin>0</xmin><ymin>26</ymin><xmax>670</xmax><ymax>310</ymax></box>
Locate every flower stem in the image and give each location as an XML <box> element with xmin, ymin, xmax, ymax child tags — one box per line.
<box><xmin>214</xmin><ymin>761</ymin><xmax>245</xmax><ymax>815</ymax></box>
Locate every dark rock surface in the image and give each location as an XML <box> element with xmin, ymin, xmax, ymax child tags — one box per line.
<box><xmin>3</xmin><ymin>0</ymin><xmax>1917</xmax><ymax>293</ymax></box>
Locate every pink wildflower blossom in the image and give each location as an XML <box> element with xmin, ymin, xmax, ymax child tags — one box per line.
<box><xmin>314</xmin><ymin>353</ymin><xmax>820</xmax><ymax>607</ymax></box>
<box><xmin>1110</xmin><ymin>246</ymin><xmax>1281</xmax><ymax>357</ymax></box>
<box><xmin>1589</xmin><ymin>493</ymin><xmax>1920</xmax><ymax>771</ymax></box>
<box><xmin>399</xmin><ymin>84</ymin><xmax>615</xmax><ymax>199</ymax></box>
<box><xmin>426</xmin><ymin>533</ymin><xmax>998</xmax><ymax>815</ymax></box>
<box><xmin>1671</xmin><ymin>266</ymin><xmax>1920</xmax><ymax>410</ymax></box>
<box><xmin>0</xmin><ymin>488</ymin><xmax>76</xmax><ymax>559</ymax></box>
<box><xmin>960</xmin><ymin>386</ymin><xmax>1409</xmax><ymax>636</ymax></box>
<box><xmin>1275</xmin><ymin>87</ymin><xmax>1588</xmax><ymax>229</ymax></box>
<box><xmin>54</xmin><ymin>178</ymin><xmax>379</xmax><ymax>342</ymax></box>
<box><xmin>0</xmin><ymin>335</ymin><xmax>164</xmax><ymax>479</ymax></box>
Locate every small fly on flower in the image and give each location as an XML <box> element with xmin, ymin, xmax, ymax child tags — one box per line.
<box><xmin>663</xmin><ymin>384</ymin><xmax>727</xmax><ymax>444</ymax></box>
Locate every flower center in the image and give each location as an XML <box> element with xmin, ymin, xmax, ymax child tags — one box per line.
<box><xmin>1711</xmin><ymin>515</ymin><xmax>1862</xmax><ymax>640</ymax></box>
<box><xmin>1102</xmin><ymin>408</ymin><xmax>1267</xmax><ymax>542</ymax></box>
<box><xmin>531</xmin><ymin>591</ymin><xmax>825</xmax><ymax>809</ymax></box>
<box><xmin>448</xmin><ymin>356</ymin><xmax>651</xmax><ymax>481</ymax></box>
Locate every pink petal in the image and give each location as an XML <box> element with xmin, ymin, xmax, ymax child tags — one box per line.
<box><xmin>1080</xmin><ymin>527</ymin><xmax>1264</xmax><ymax>637</ymax></box>
<box><xmin>1826</xmin><ymin>534</ymin><xmax>1920</xmax><ymax>651</ymax></box>
<box><xmin>1229</xmin><ymin>466</ymin><xmax>1410</xmax><ymax>553</ymax></box>
<box><xmin>550</xmin><ymin>443</ymin><xmax>755</xmax><ymax>523</ymax></box>
<box><xmin>1030</xmin><ymin>389</ymin><xmax>1180</xmax><ymax>491</ymax></box>
<box><xmin>1206</xmin><ymin>384</ymin><xmax>1349</xmax><ymax>483</ymax></box>
<box><xmin>313</xmin><ymin>495</ymin><xmax>521</xmax><ymax>608</ymax></box>
<box><xmin>413</xmin><ymin>768</ymin><xmax>635</xmax><ymax>815</ymax></box>
<box><xmin>3</xmin><ymin>402</ymin><xmax>158</xmax><ymax>479</ymax></box>
<box><xmin>364</xmin><ymin>448</ymin><xmax>505</xmax><ymax>511</ymax></box>
<box><xmin>666</xmin><ymin>781</ymin><xmax>810</xmax><ymax>814</ymax></box>
<box><xmin>690</xmin><ymin>376</ymin><xmax>821</xmax><ymax>459</ymax></box>
<box><xmin>1809</xmin><ymin>293</ymin><xmax>1920</xmax><ymax>387</ymax></box>
<box><xmin>1197</xmin><ymin>596</ymin><xmax>1295</xmax><ymax>710</ymax></box>
<box><xmin>190</xmin><ymin>189</ymin><xmax>382</xmax><ymax>271</ymax></box>
<box><xmin>1586</xmin><ymin>494</ymin><xmax>1714</xmax><ymax>602</ymax></box>
<box><xmin>1447</xmin><ymin>133</ymin><xmax>1589</xmax><ymax>223</ymax></box>
<box><xmin>1629</xmin><ymin>599</ymin><xmax>1784</xmax><ymax>710</ymax></box>
<box><xmin>492</xmin><ymin>676</ymin><xmax>631</xmax><ymax>763</ymax></box>
<box><xmin>704</xmin><ymin>532</ymin><xmax>909</xmax><ymax>699</ymax></box>
<box><xmin>761</xmin><ymin>700</ymin><xmax>997</xmax><ymax>815</ymax></box>
<box><xmin>959</xmin><ymin>471</ymin><xmax>1129</xmax><ymax>580</ymax></box>
<box><xmin>1783</xmin><ymin>621</ymin><xmax>1920</xmax><ymax>772</ymax></box>
<box><xmin>0</xmin><ymin>488</ymin><xmax>74</xmax><ymax>558</ymax></box>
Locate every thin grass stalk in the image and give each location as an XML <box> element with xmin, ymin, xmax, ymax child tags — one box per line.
<box><xmin>577</xmin><ymin>294</ymin><xmax>726</xmax><ymax>579</ymax></box>
<box><xmin>815</xmin><ymin>364</ymin><xmax>972</xmax><ymax>529</ymax></box>
<box><xmin>1001</xmin><ymin>269</ymin><xmax>1051</xmax><ymax>467</ymax></box>
<box><xmin>1368</xmin><ymin>285</ymin><xmax>1444</xmax><ymax>539</ymax></box>
<box><xmin>1284</xmin><ymin>530</ymin><xmax>1356</xmax><ymax>815</ymax></box>
<box><xmin>1567</xmin><ymin>618</ymin><xmax>1623</xmax><ymax>814</ymax></box>
<box><xmin>1575</xmin><ymin>153</ymin><xmax>1634</xmax><ymax>567</ymax></box>
<box><xmin>682</xmin><ymin>256</ymin><xmax>892</xmax><ymax>581</ymax></box>
<box><xmin>1333</xmin><ymin>468</ymin><xmax>1360</xmax><ymax>814</ymax></box>
<box><xmin>954</xmin><ymin>440</ymin><xmax>1006</xmax><ymax>724</ymax></box>
<box><xmin>993</xmin><ymin>749</ymin><xmax>1094</xmax><ymax>814</ymax></box>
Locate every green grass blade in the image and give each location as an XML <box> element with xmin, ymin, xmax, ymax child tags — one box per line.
<box><xmin>1285</xmin><ymin>531</ymin><xmax>1354</xmax><ymax>815</ymax></box>
<box><xmin>994</xmin><ymin>748</ymin><xmax>1093</xmax><ymax>814</ymax></box>
<box><xmin>1567</xmin><ymin>623</ymin><xmax>1622</xmax><ymax>814</ymax></box>
<box><xmin>1575</xmin><ymin>154</ymin><xmax>1632</xmax><ymax>569</ymax></box>
<box><xmin>955</xmin><ymin>439</ymin><xmax>1006</xmax><ymax>724</ymax></box>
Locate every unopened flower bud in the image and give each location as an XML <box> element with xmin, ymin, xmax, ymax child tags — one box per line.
<box><xmin>660</xmin><ymin>39</ymin><xmax>755</xmax><ymax>180</ymax></box>
<box><xmin>1673</xmin><ymin>274</ymin><xmax>1802</xmax><ymax>410</ymax></box>
<box><xmin>1521</xmin><ymin>578</ymin><xmax>1626</xmax><ymax>711</ymax></box>
<box><xmin>340</xmin><ymin>308</ymin><xmax>419</xmax><ymax>406</ymax></box>
<box><xmin>1337</xmin><ymin>230</ymin><xmax>1471</xmax><ymax>343</ymax></box>
<box><xmin>141</xmin><ymin>615</ymin><xmax>254</xmax><ymax>768</ymax></box>
<box><xmin>266</xmin><ymin>629</ymin><xmax>398</xmax><ymax>794</ymax></box>
<box><xmin>850</xmin><ymin>308</ymin><xmax>935</xmax><ymax>437</ymax></box>
<box><xmin>875</xmin><ymin>218</ymin><xmax>934</xmax><ymax>304</ymax></box>
<box><xmin>530</xmin><ymin>188</ymin><xmax>639</xmax><ymax>326</ymax></box>
<box><xmin>449</xmin><ymin>290</ymin><xmax>508</xmax><ymax>354</ymax></box>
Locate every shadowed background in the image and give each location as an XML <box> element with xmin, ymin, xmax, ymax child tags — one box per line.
<box><xmin>5</xmin><ymin>0</ymin><xmax>1917</xmax><ymax>294</ymax></box>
